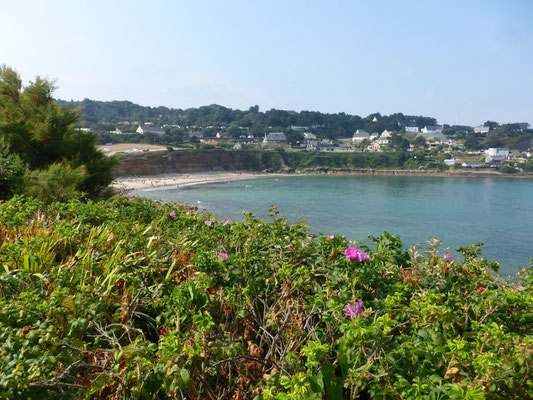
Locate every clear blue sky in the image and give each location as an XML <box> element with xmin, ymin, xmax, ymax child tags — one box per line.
<box><xmin>1</xmin><ymin>0</ymin><xmax>532</xmax><ymax>126</ymax></box>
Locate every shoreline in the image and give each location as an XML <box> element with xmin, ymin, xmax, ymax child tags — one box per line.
<box><xmin>111</xmin><ymin>168</ymin><xmax>533</xmax><ymax>192</ymax></box>
<box><xmin>110</xmin><ymin>171</ymin><xmax>282</xmax><ymax>192</ymax></box>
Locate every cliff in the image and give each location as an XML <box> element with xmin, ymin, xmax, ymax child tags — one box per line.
<box><xmin>113</xmin><ymin>150</ymin><xmax>263</xmax><ymax>176</ymax></box>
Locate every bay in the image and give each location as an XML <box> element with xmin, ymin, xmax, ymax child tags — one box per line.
<box><xmin>132</xmin><ymin>175</ymin><xmax>533</xmax><ymax>275</ymax></box>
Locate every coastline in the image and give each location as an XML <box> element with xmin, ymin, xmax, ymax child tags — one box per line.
<box><xmin>112</xmin><ymin>168</ymin><xmax>533</xmax><ymax>192</ymax></box>
<box><xmin>110</xmin><ymin>171</ymin><xmax>280</xmax><ymax>192</ymax></box>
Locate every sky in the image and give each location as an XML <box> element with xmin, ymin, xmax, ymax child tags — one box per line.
<box><xmin>1</xmin><ymin>0</ymin><xmax>532</xmax><ymax>126</ymax></box>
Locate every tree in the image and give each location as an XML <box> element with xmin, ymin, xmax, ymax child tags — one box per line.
<box><xmin>412</xmin><ymin>136</ymin><xmax>427</xmax><ymax>149</ymax></box>
<box><xmin>464</xmin><ymin>133</ymin><xmax>482</xmax><ymax>150</ymax></box>
<box><xmin>0</xmin><ymin>138</ymin><xmax>26</xmax><ymax>199</ymax></box>
<box><xmin>286</xmin><ymin>131</ymin><xmax>304</xmax><ymax>146</ymax></box>
<box><xmin>0</xmin><ymin>65</ymin><xmax>118</xmax><ymax>197</ymax></box>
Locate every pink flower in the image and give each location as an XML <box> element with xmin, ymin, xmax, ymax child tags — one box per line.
<box><xmin>217</xmin><ymin>252</ymin><xmax>229</xmax><ymax>259</ymax></box>
<box><xmin>159</xmin><ymin>328</ymin><xmax>167</xmax><ymax>336</ymax></box>
<box><xmin>169</xmin><ymin>211</ymin><xmax>177</xmax><ymax>219</ymax></box>
<box><xmin>204</xmin><ymin>220</ymin><xmax>212</xmax><ymax>226</ymax></box>
<box><xmin>344</xmin><ymin>247</ymin><xmax>370</xmax><ymax>262</ymax></box>
<box><xmin>223</xmin><ymin>220</ymin><xmax>229</xmax><ymax>226</ymax></box>
<box><xmin>443</xmin><ymin>254</ymin><xmax>453</xmax><ymax>262</ymax></box>
<box><xmin>478</xmin><ymin>286</ymin><xmax>485</xmax><ymax>293</ymax></box>
<box><xmin>327</xmin><ymin>235</ymin><xmax>335</xmax><ymax>240</ymax></box>
<box><xmin>345</xmin><ymin>302</ymin><xmax>367</xmax><ymax>318</ymax></box>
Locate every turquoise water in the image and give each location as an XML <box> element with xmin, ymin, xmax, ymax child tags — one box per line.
<box><xmin>132</xmin><ymin>175</ymin><xmax>533</xmax><ymax>275</ymax></box>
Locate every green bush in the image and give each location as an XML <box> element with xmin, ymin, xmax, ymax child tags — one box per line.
<box><xmin>23</xmin><ymin>162</ymin><xmax>87</xmax><ymax>203</ymax></box>
<box><xmin>0</xmin><ymin>139</ymin><xmax>26</xmax><ymax>199</ymax></box>
<box><xmin>0</xmin><ymin>197</ymin><xmax>531</xmax><ymax>399</ymax></box>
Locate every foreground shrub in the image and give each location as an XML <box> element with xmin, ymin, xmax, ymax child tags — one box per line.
<box><xmin>0</xmin><ymin>197</ymin><xmax>531</xmax><ymax>399</ymax></box>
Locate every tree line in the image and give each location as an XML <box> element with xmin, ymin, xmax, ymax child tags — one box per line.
<box><xmin>58</xmin><ymin>99</ymin><xmax>438</xmax><ymax>139</ymax></box>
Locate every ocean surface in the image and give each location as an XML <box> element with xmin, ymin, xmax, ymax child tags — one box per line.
<box><xmin>132</xmin><ymin>175</ymin><xmax>533</xmax><ymax>275</ymax></box>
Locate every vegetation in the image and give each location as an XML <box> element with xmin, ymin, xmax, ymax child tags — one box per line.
<box><xmin>0</xmin><ymin>66</ymin><xmax>118</xmax><ymax>201</ymax></box>
<box><xmin>59</xmin><ymin>99</ymin><xmax>438</xmax><ymax>140</ymax></box>
<box><xmin>0</xmin><ymin>196</ymin><xmax>531</xmax><ymax>399</ymax></box>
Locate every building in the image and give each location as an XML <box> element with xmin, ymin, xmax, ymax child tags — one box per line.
<box><xmin>216</xmin><ymin>131</ymin><xmax>228</xmax><ymax>139</ymax></box>
<box><xmin>136</xmin><ymin>125</ymin><xmax>165</xmax><ymax>135</ymax></box>
<box><xmin>485</xmin><ymin>148</ymin><xmax>510</xmax><ymax>163</ymax></box>
<box><xmin>233</xmin><ymin>142</ymin><xmax>242</xmax><ymax>150</ymax></box>
<box><xmin>303</xmin><ymin>132</ymin><xmax>317</xmax><ymax>140</ymax></box>
<box><xmin>474</xmin><ymin>126</ymin><xmax>490</xmax><ymax>134</ymax></box>
<box><xmin>367</xmin><ymin>142</ymin><xmax>382</xmax><ymax>152</ymax></box>
<box><xmin>290</xmin><ymin>125</ymin><xmax>308</xmax><ymax>131</ymax></box>
<box><xmin>444</xmin><ymin>159</ymin><xmax>456</xmax><ymax>166</ymax></box>
<box><xmin>262</xmin><ymin>132</ymin><xmax>287</xmax><ymax>147</ymax></box>
<box><xmin>300</xmin><ymin>140</ymin><xmax>319</xmax><ymax>149</ymax></box>
<box><xmin>421</xmin><ymin>125</ymin><xmax>443</xmax><ymax>134</ymax></box>
<box><xmin>321</xmin><ymin>146</ymin><xmax>354</xmax><ymax>152</ymax></box>
<box><xmin>405</xmin><ymin>126</ymin><xmax>419</xmax><ymax>133</ymax></box>
<box><xmin>369</xmin><ymin>133</ymin><xmax>380</xmax><ymax>141</ymax></box>
<box><xmin>375</xmin><ymin>138</ymin><xmax>390</xmax><ymax>145</ymax></box>
<box><xmin>110</xmin><ymin>128</ymin><xmax>123</xmax><ymax>134</ymax></box>
<box><xmin>352</xmin><ymin>131</ymin><xmax>370</xmax><ymax>142</ymax></box>
<box><xmin>187</xmin><ymin>131</ymin><xmax>204</xmax><ymax>138</ymax></box>
<box><xmin>380</xmin><ymin>130</ymin><xmax>393</xmax><ymax>138</ymax></box>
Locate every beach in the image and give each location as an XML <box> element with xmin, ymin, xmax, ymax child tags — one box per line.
<box><xmin>110</xmin><ymin>171</ymin><xmax>274</xmax><ymax>192</ymax></box>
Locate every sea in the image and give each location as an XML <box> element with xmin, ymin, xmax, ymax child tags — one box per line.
<box><xmin>131</xmin><ymin>175</ymin><xmax>533</xmax><ymax>276</ymax></box>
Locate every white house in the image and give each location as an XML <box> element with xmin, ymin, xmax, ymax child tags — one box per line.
<box><xmin>303</xmin><ymin>132</ymin><xmax>317</xmax><ymax>140</ymax></box>
<box><xmin>484</xmin><ymin>148</ymin><xmax>509</xmax><ymax>163</ymax></box>
<box><xmin>216</xmin><ymin>131</ymin><xmax>228</xmax><ymax>139</ymax></box>
<box><xmin>233</xmin><ymin>142</ymin><xmax>242</xmax><ymax>150</ymax></box>
<box><xmin>187</xmin><ymin>131</ymin><xmax>204</xmax><ymax>138</ymax></box>
<box><xmin>380</xmin><ymin>130</ymin><xmax>392</xmax><ymax>138</ymax></box>
<box><xmin>136</xmin><ymin>125</ymin><xmax>165</xmax><ymax>135</ymax></box>
<box><xmin>352</xmin><ymin>131</ymin><xmax>370</xmax><ymax>142</ymax></box>
<box><xmin>367</xmin><ymin>142</ymin><xmax>382</xmax><ymax>152</ymax></box>
<box><xmin>300</xmin><ymin>140</ymin><xmax>318</xmax><ymax>149</ymax></box>
<box><xmin>321</xmin><ymin>147</ymin><xmax>354</xmax><ymax>152</ymax></box>
<box><xmin>474</xmin><ymin>126</ymin><xmax>490</xmax><ymax>134</ymax></box>
<box><xmin>405</xmin><ymin>126</ymin><xmax>419</xmax><ymax>133</ymax></box>
<box><xmin>444</xmin><ymin>159</ymin><xmax>456</xmax><ymax>166</ymax></box>
<box><xmin>375</xmin><ymin>138</ymin><xmax>390</xmax><ymax>145</ymax></box>
<box><xmin>421</xmin><ymin>125</ymin><xmax>443</xmax><ymax>134</ymax></box>
<box><xmin>369</xmin><ymin>133</ymin><xmax>380</xmax><ymax>141</ymax></box>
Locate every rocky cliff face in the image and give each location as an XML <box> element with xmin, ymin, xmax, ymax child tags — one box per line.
<box><xmin>113</xmin><ymin>150</ymin><xmax>263</xmax><ymax>176</ymax></box>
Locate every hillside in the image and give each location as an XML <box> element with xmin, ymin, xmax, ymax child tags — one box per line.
<box><xmin>58</xmin><ymin>99</ymin><xmax>438</xmax><ymax>139</ymax></box>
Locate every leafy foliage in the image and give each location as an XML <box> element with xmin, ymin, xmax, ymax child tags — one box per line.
<box><xmin>0</xmin><ymin>65</ymin><xmax>118</xmax><ymax>197</ymax></box>
<box><xmin>0</xmin><ymin>196</ymin><xmax>531</xmax><ymax>399</ymax></box>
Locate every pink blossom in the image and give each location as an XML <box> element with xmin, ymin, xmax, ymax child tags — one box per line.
<box><xmin>217</xmin><ymin>252</ymin><xmax>229</xmax><ymax>259</ymax></box>
<box><xmin>204</xmin><ymin>220</ymin><xmax>212</xmax><ymax>226</ymax></box>
<box><xmin>344</xmin><ymin>247</ymin><xmax>370</xmax><ymax>262</ymax></box>
<box><xmin>169</xmin><ymin>211</ymin><xmax>177</xmax><ymax>219</ymax></box>
<box><xmin>159</xmin><ymin>328</ymin><xmax>167</xmax><ymax>335</ymax></box>
<box><xmin>443</xmin><ymin>254</ymin><xmax>453</xmax><ymax>262</ymax></box>
<box><xmin>345</xmin><ymin>302</ymin><xmax>367</xmax><ymax>318</ymax></box>
<box><xmin>223</xmin><ymin>220</ymin><xmax>229</xmax><ymax>226</ymax></box>
<box><xmin>478</xmin><ymin>286</ymin><xmax>485</xmax><ymax>293</ymax></box>
<box><xmin>327</xmin><ymin>235</ymin><xmax>335</xmax><ymax>240</ymax></box>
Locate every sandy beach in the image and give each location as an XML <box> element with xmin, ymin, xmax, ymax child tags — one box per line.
<box><xmin>110</xmin><ymin>171</ymin><xmax>274</xmax><ymax>192</ymax></box>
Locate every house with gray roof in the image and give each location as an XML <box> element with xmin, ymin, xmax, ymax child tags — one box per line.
<box><xmin>262</xmin><ymin>132</ymin><xmax>287</xmax><ymax>147</ymax></box>
<box><xmin>352</xmin><ymin>130</ymin><xmax>370</xmax><ymax>142</ymax></box>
